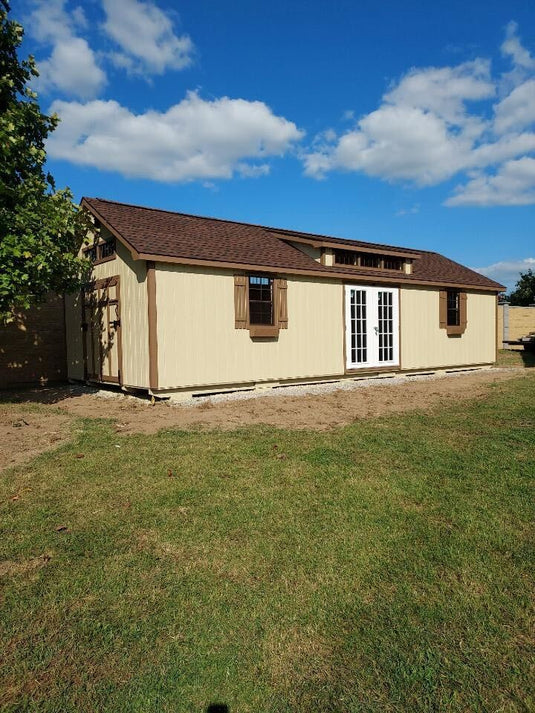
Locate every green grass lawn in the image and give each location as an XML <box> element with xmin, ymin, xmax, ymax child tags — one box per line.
<box><xmin>1</xmin><ymin>373</ymin><xmax>534</xmax><ymax>712</ymax></box>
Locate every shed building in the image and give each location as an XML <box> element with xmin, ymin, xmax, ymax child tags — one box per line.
<box><xmin>64</xmin><ymin>198</ymin><xmax>505</xmax><ymax>399</ymax></box>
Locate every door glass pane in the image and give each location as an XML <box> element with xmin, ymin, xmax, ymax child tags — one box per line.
<box><xmin>378</xmin><ymin>291</ymin><xmax>394</xmax><ymax>362</ymax></box>
<box><xmin>350</xmin><ymin>290</ymin><xmax>367</xmax><ymax>363</ymax></box>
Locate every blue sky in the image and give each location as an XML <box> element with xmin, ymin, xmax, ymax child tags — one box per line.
<box><xmin>15</xmin><ymin>0</ymin><xmax>535</xmax><ymax>291</ymax></box>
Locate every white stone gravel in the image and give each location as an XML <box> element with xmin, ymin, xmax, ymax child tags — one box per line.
<box><xmin>67</xmin><ymin>366</ymin><xmax>516</xmax><ymax>409</ymax></box>
<box><xmin>171</xmin><ymin>366</ymin><xmax>514</xmax><ymax>408</ymax></box>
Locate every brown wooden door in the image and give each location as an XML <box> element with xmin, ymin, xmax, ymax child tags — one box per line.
<box><xmin>83</xmin><ymin>277</ymin><xmax>122</xmax><ymax>384</ymax></box>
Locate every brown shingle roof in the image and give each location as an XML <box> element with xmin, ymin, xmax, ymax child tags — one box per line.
<box><xmin>82</xmin><ymin>197</ymin><xmax>505</xmax><ymax>291</ymax></box>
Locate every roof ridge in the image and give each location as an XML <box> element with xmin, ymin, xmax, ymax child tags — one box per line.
<box><xmin>87</xmin><ymin>197</ymin><xmax>277</xmax><ymax>236</ymax></box>
<box><xmin>85</xmin><ymin>196</ymin><xmax>420</xmax><ymax>254</ymax></box>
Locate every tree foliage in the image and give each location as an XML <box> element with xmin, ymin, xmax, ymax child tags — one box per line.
<box><xmin>0</xmin><ymin>0</ymin><xmax>89</xmax><ymax>323</ymax></box>
<box><xmin>507</xmin><ymin>269</ymin><xmax>535</xmax><ymax>306</ymax></box>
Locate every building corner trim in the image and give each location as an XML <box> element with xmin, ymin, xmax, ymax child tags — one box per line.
<box><xmin>147</xmin><ymin>261</ymin><xmax>159</xmax><ymax>390</ymax></box>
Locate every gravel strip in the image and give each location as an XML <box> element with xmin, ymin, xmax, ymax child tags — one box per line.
<box><xmin>78</xmin><ymin>366</ymin><xmax>519</xmax><ymax>409</ymax></box>
<box><xmin>168</xmin><ymin>366</ymin><xmax>517</xmax><ymax>408</ymax></box>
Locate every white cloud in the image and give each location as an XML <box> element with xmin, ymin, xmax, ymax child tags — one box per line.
<box><xmin>26</xmin><ymin>0</ymin><xmax>194</xmax><ymax>95</ymax></box>
<box><xmin>27</xmin><ymin>0</ymin><xmax>106</xmax><ymax>99</ymax></box>
<box><xmin>333</xmin><ymin>105</ymin><xmax>474</xmax><ymax>185</ymax></box>
<box><xmin>494</xmin><ymin>79</ymin><xmax>535</xmax><ymax>134</ymax></box>
<box><xmin>303</xmin><ymin>23</ymin><xmax>535</xmax><ymax>207</ymax></box>
<box><xmin>384</xmin><ymin>59</ymin><xmax>495</xmax><ymax>122</ymax></box>
<box><xmin>446</xmin><ymin>157</ymin><xmax>535</xmax><ymax>206</ymax></box>
<box><xmin>473</xmin><ymin>257</ymin><xmax>535</xmax><ymax>292</ymax></box>
<box><xmin>501</xmin><ymin>21</ymin><xmax>535</xmax><ymax>70</ymax></box>
<box><xmin>303</xmin><ymin>60</ymin><xmax>495</xmax><ymax>185</ymax></box>
<box><xmin>101</xmin><ymin>0</ymin><xmax>194</xmax><ymax>75</ymax></box>
<box><xmin>47</xmin><ymin>91</ymin><xmax>304</xmax><ymax>182</ymax></box>
<box><xmin>38</xmin><ymin>37</ymin><xmax>107</xmax><ymax>100</ymax></box>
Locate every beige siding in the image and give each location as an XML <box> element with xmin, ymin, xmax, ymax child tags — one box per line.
<box><xmin>400</xmin><ymin>287</ymin><xmax>496</xmax><ymax>369</ymax></box>
<box><xmin>497</xmin><ymin>305</ymin><xmax>535</xmax><ymax>347</ymax></box>
<box><xmin>65</xmin><ymin>242</ymin><xmax>149</xmax><ymax>387</ymax></box>
<box><xmin>289</xmin><ymin>242</ymin><xmax>322</xmax><ymax>262</ymax></box>
<box><xmin>155</xmin><ymin>266</ymin><xmax>343</xmax><ymax>389</ymax></box>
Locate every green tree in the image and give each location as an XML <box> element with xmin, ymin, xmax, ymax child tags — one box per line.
<box><xmin>508</xmin><ymin>269</ymin><xmax>535</xmax><ymax>306</ymax></box>
<box><xmin>0</xmin><ymin>0</ymin><xmax>89</xmax><ymax>323</ymax></box>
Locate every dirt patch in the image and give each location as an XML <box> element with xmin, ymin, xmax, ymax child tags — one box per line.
<box><xmin>0</xmin><ymin>406</ymin><xmax>71</xmax><ymax>471</ymax></box>
<box><xmin>58</xmin><ymin>368</ymin><xmax>528</xmax><ymax>432</ymax></box>
<box><xmin>1</xmin><ymin>368</ymin><xmax>529</xmax><ymax>440</ymax></box>
<box><xmin>266</xmin><ymin>625</ymin><xmax>334</xmax><ymax>691</ymax></box>
<box><xmin>0</xmin><ymin>553</ymin><xmax>52</xmax><ymax>578</ymax></box>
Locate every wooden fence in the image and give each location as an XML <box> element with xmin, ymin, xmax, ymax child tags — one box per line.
<box><xmin>0</xmin><ymin>294</ymin><xmax>67</xmax><ymax>389</ymax></box>
<box><xmin>497</xmin><ymin>304</ymin><xmax>535</xmax><ymax>349</ymax></box>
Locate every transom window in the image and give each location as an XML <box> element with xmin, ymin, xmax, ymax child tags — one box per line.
<box><xmin>334</xmin><ymin>249</ymin><xmax>404</xmax><ymax>271</ymax></box>
<box><xmin>86</xmin><ymin>245</ymin><xmax>98</xmax><ymax>262</ymax></box>
<box><xmin>84</xmin><ymin>238</ymin><xmax>116</xmax><ymax>263</ymax></box>
<box><xmin>383</xmin><ymin>257</ymin><xmax>404</xmax><ymax>271</ymax></box>
<box><xmin>249</xmin><ymin>276</ymin><xmax>273</xmax><ymax>325</ymax></box>
<box><xmin>100</xmin><ymin>239</ymin><xmax>116</xmax><ymax>259</ymax></box>
<box><xmin>360</xmin><ymin>253</ymin><xmax>381</xmax><ymax>268</ymax></box>
<box><xmin>447</xmin><ymin>289</ymin><xmax>460</xmax><ymax>326</ymax></box>
<box><xmin>335</xmin><ymin>250</ymin><xmax>359</xmax><ymax>266</ymax></box>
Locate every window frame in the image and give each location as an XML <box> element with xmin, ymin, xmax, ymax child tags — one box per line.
<box><xmin>83</xmin><ymin>238</ymin><xmax>117</xmax><ymax>265</ymax></box>
<box><xmin>234</xmin><ymin>274</ymin><xmax>288</xmax><ymax>338</ymax></box>
<box><xmin>447</xmin><ymin>289</ymin><xmax>461</xmax><ymax>327</ymax></box>
<box><xmin>248</xmin><ymin>275</ymin><xmax>275</xmax><ymax>328</ymax></box>
<box><xmin>334</xmin><ymin>249</ymin><xmax>405</xmax><ymax>272</ymax></box>
<box><xmin>440</xmin><ymin>288</ymin><xmax>467</xmax><ymax>336</ymax></box>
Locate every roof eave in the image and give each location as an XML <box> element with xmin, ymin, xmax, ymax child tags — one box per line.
<box><xmin>135</xmin><ymin>251</ymin><xmax>504</xmax><ymax>292</ymax></box>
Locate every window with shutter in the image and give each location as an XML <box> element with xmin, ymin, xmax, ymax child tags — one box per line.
<box><xmin>234</xmin><ymin>274</ymin><xmax>288</xmax><ymax>337</ymax></box>
<box><xmin>439</xmin><ymin>289</ymin><xmax>467</xmax><ymax>335</ymax></box>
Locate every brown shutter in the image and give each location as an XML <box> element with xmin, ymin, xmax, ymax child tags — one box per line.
<box><xmin>459</xmin><ymin>292</ymin><xmax>467</xmax><ymax>331</ymax></box>
<box><xmin>234</xmin><ymin>275</ymin><xmax>248</xmax><ymax>328</ymax></box>
<box><xmin>275</xmin><ymin>278</ymin><xmax>288</xmax><ymax>329</ymax></box>
<box><xmin>439</xmin><ymin>290</ymin><xmax>447</xmax><ymax>329</ymax></box>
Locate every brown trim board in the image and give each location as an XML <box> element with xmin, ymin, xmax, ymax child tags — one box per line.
<box><xmin>495</xmin><ymin>295</ymin><xmax>499</xmax><ymax>363</ymax></box>
<box><xmin>81</xmin><ymin>198</ymin><xmax>141</xmax><ymax>260</ymax></box>
<box><xmin>147</xmin><ymin>260</ymin><xmax>159</xmax><ymax>391</ymax></box>
<box><xmin>80</xmin><ymin>289</ymin><xmax>88</xmax><ymax>381</ymax></box>
<box><xmin>116</xmin><ymin>279</ymin><xmax>123</xmax><ymax>385</ymax></box>
<box><xmin>136</xmin><ymin>253</ymin><xmax>502</xmax><ymax>293</ymax></box>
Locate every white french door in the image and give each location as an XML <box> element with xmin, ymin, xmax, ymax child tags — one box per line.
<box><xmin>345</xmin><ymin>285</ymin><xmax>399</xmax><ymax>370</ymax></box>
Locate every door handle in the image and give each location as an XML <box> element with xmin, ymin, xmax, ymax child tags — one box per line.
<box><xmin>374</xmin><ymin>326</ymin><xmax>379</xmax><ymax>334</ymax></box>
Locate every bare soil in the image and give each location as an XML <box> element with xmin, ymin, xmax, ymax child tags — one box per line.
<box><xmin>0</xmin><ymin>406</ymin><xmax>71</xmax><ymax>472</ymax></box>
<box><xmin>0</xmin><ymin>368</ymin><xmax>530</xmax><ymax>471</ymax></box>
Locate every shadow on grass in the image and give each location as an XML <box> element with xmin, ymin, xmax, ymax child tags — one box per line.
<box><xmin>520</xmin><ymin>348</ymin><xmax>535</xmax><ymax>367</ymax></box>
<box><xmin>0</xmin><ymin>382</ymin><xmax>139</xmax><ymax>406</ymax></box>
<box><xmin>496</xmin><ymin>348</ymin><xmax>535</xmax><ymax>369</ymax></box>
<box><xmin>206</xmin><ymin>705</ymin><xmax>229</xmax><ymax>713</ymax></box>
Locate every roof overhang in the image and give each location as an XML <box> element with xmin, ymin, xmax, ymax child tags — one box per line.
<box><xmin>80</xmin><ymin>198</ymin><xmax>504</xmax><ymax>293</ymax></box>
<box><xmin>133</xmin><ymin>250</ymin><xmax>505</xmax><ymax>292</ymax></box>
